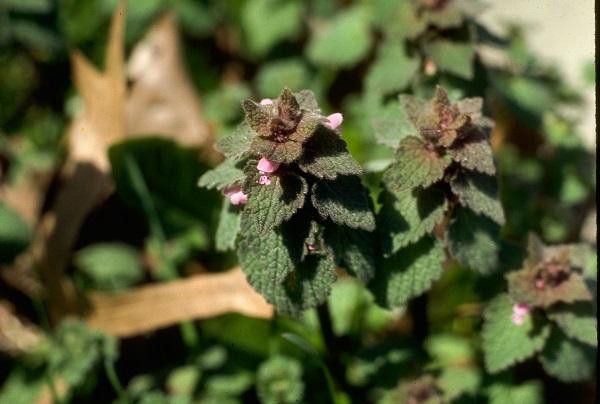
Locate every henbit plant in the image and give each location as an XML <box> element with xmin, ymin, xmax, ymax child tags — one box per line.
<box><xmin>199</xmin><ymin>88</ymin><xmax>376</xmax><ymax>316</ymax></box>
<box><xmin>370</xmin><ymin>86</ymin><xmax>504</xmax><ymax>309</ymax></box>
<box><xmin>482</xmin><ymin>234</ymin><xmax>596</xmax><ymax>382</ymax></box>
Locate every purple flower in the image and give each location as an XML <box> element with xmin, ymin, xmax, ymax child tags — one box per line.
<box><xmin>325</xmin><ymin>113</ymin><xmax>343</xmax><ymax>130</ymax></box>
<box><xmin>223</xmin><ymin>185</ymin><xmax>248</xmax><ymax>205</ymax></box>
<box><xmin>511</xmin><ymin>302</ymin><xmax>531</xmax><ymax>326</ymax></box>
<box><xmin>260</xmin><ymin>98</ymin><xmax>273</xmax><ymax>105</ymax></box>
<box><xmin>258</xmin><ymin>175</ymin><xmax>272</xmax><ymax>185</ymax></box>
<box><xmin>257</xmin><ymin>157</ymin><xmax>280</xmax><ymax>173</ymax></box>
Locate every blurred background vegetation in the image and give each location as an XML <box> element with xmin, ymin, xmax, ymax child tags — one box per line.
<box><xmin>0</xmin><ymin>0</ymin><xmax>595</xmax><ymax>403</ymax></box>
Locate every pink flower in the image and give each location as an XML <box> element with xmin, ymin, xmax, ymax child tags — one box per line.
<box><xmin>307</xmin><ymin>244</ymin><xmax>317</xmax><ymax>252</ymax></box>
<box><xmin>511</xmin><ymin>302</ymin><xmax>531</xmax><ymax>326</ymax></box>
<box><xmin>325</xmin><ymin>113</ymin><xmax>343</xmax><ymax>130</ymax></box>
<box><xmin>258</xmin><ymin>175</ymin><xmax>272</xmax><ymax>185</ymax></box>
<box><xmin>257</xmin><ymin>157</ymin><xmax>279</xmax><ymax>173</ymax></box>
<box><xmin>260</xmin><ymin>98</ymin><xmax>273</xmax><ymax>105</ymax></box>
<box><xmin>223</xmin><ymin>185</ymin><xmax>248</xmax><ymax>205</ymax></box>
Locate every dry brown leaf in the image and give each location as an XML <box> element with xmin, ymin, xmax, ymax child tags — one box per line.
<box><xmin>125</xmin><ymin>13</ymin><xmax>212</xmax><ymax>149</ymax></box>
<box><xmin>85</xmin><ymin>268</ymin><xmax>273</xmax><ymax>337</ymax></box>
<box><xmin>0</xmin><ymin>301</ymin><xmax>43</xmax><ymax>356</ymax></box>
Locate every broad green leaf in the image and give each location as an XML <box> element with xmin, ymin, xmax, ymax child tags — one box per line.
<box><xmin>449</xmin><ymin>131</ymin><xmax>496</xmax><ymax>175</ymax></box>
<box><xmin>547</xmin><ymin>304</ymin><xmax>597</xmax><ymax>347</ymax></box>
<box><xmin>487</xmin><ymin>381</ymin><xmax>543</xmax><ymax>404</ymax></box>
<box><xmin>365</xmin><ymin>42</ymin><xmax>419</xmax><ymax>97</ymax></box>
<box><xmin>298</xmin><ymin>128</ymin><xmax>362</xmax><ymax>180</ymax></box>
<box><xmin>425</xmin><ymin>334</ymin><xmax>474</xmax><ymax>365</ymax></box>
<box><xmin>241</xmin><ymin>171</ymin><xmax>308</xmax><ymax>235</ymax></box>
<box><xmin>251</xmin><ymin>137</ymin><xmax>304</xmax><ymax>164</ymax></box>
<box><xmin>3</xmin><ymin>0</ymin><xmax>51</xmax><ymax>13</ymax></box>
<box><xmin>256</xmin><ymin>356</ymin><xmax>304</xmax><ymax>404</ymax></box>
<box><xmin>425</xmin><ymin>40</ymin><xmax>475</xmax><ymax>80</ymax></box>
<box><xmin>380</xmin><ymin>0</ymin><xmax>427</xmax><ymax>40</ymax></box>
<box><xmin>482</xmin><ymin>294</ymin><xmax>550</xmax><ymax>373</ymax></box>
<box><xmin>238</xmin><ymin>217</ymin><xmax>336</xmax><ymax>315</ymax></box>
<box><xmin>204</xmin><ymin>84</ymin><xmax>252</xmax><ymax>126</ymax></box>
<box><xmin>204</xmin><ymin>371</ymin><xmax>253</xmax><ymax>397</ymax></box>
<box><xmin>311</xmin><ymin>176</ymin><xmax>376</xmax><ymax>231</ymax></box>
<box><xmin>216</xmin><ymin>122</ymin><xmax>256</xmax><ymax>160</ymax></box>
<box><xmin>450</xmin><ymin>170</ymin><xmax>505</xmax><ymax>225</ymax></box>
<box><xmin>324</xmin><ymin>224</ymin><xmax>376</xmax><ymax>282</ymax></box>
<box><xmin>215</xmin><ymin>200</ymin><xmax>241</xmax><ymax>252</ymax></box>
<box><xmin>437</xmin><ymin>367</ymin><xmax>481</xmax><ymax>402</ymax></box>
<box><xmin>73</xmin><ymin>243</ymin><xmax>144</xmax><ymax>291</ymax></box>
<box><xmin>382</xmin><ymin>136</ymin><xmax>451</xmax><ymax>192</ymax></box>
<box><xmin>370</xmin><ymin>237</ymin><xmax>445</xmax><ymax>309</ymax></box>
<box><xmin>198</xmin><ymin>159</ymin><xmax>245</xmax><ymax>190</ymax></box>
<box><xmin>256</xmin><ymin>59</ymin><xmax>311</xmax><ymax>98</ymax></box>
<box><xmin>109</xmin><ymin>138</ymin><xmax>219</xmax><ymax>237</ymax></box>
<box><xmin>448</xmin><ymin>207</ymin><xmax>500</xmax><ymax>275</ymax></box>
<box><xmin>0</xmin><ymin>367</ymin><xmax>45</xmax><ymax>404</ymax></box>
<box><xmin>306</xmin><ymin>6</ymin><xmax>372</xmax><ymax>69</ymax></box>
<box><xmin>241</xmin><ymin>0</ymin><xmax>304</xmax><ymax>57</ymax></box>
<box><xmin>371</xmin><ymin>100</ymin><xmax>418</xmax><ymax>149</ymax></box>
<box><xmin>0</xmin><ymin>203</ymin><xmax>32</xmax><ymax>264</ymax></box>
<box><xmin>538</xmin><ymin>326</ymin><xmax>596</xmax><ymax>382</ymax></box>
<box><xmin>166</xmin><ymin>366</ymin><xmax>200</xmax><ymax>397</ymax></box>
<box><xmin>378</xmin><ymin>185</ymin><xmax>448</xmax><ymax>256</ymax></box>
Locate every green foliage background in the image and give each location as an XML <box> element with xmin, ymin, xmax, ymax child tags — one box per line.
<box><xmin>0</xmin><ymin>0</ymin><xmax>595</xmax><ymax>403</ymax></box>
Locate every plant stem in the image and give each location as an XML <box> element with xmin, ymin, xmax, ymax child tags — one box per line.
<box><xmin>104</xmin><ymin>357</ymin><xmax>128</xmax><ymax>403</ymax></box>
<box><xmin>316</xmin><ymin>302</ymin><xmax>350</xmax><ymax>401</ymax></box>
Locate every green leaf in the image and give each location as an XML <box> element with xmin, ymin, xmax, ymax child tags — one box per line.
<box><xmin>311</xmin><ymin>176</ymin><xmax>376</xmax><ymax>231</ymax></box>
<box><xmin>487</xmin><ymin>381</ymin><xmax>543</xmax><ymax>404</ymax></box>
<box><xmin>425</xmin><ymin>40</ymin><xmax>475</xmax><ymax>80</ymax></box>
<box><xmin>449</xmin><ymin>131</ymin><xmax>496</xmax><ymax>175</ymax></box>
<box><xmin>378</xmin><ymin>185</ymin><xmax>448</xmax><ymax>256</ymax></box>
<box><xmin>216</xmin><ymin>122</ymin><xmax>256</xmax><ymax>160</ymax></box>
<box><xmin>251</xmin><ymin>137</ymin><xmax>304</xmax><ymax>164</ymax></box>
<box><xmin>365</xmin><ymin>42</ymin><xmax>419</xmax><ymax>97</ymax></box>
<box><xmin>370</xmin><ymin>237</ymin><xmax>444</xmax><ymax>309</ymax></box>
<box><xmin>324</xmin><ymin>224</ymin><xmax>376</xmax><ymax>282</ymax></box>
<box><xmin>437</xmin><ymin>367</ymin><xmax>481</xmax><ymax>402</ymax></box>
<box><xmin>382</xmin><ymin>136</ymin><xmax>451</xmax><ymax>192</ymax></box>
<box><xmin>448</xmin><ymin>207</ymin><xmax>500</xmax><ymax>274</ymax></box>
<box><xmin>3</xmin><ymin>0</ymin><xmax>51</xmax><ymax>13</ymax></box>
<box><xmin>482</xmin><ymin>294</ymin><xmax>550</xmax><ymax>373</ymax></box>
<box><xmin>238</xmin><ymin>217</ymin><xmax>336</xmax><ymax>315</ymax></box>
<box><xmin>380</xmin><ymin>1</ymin><xmax>426</xmax><ymax>40</ymax></box>
<box><xmin>109</xmin><ymin>138</ymin><xmax>220</xmax><ymax>237</ymax></box>
<box><xmin>198</xmin><ymin>159</ymin><xmax>245</xmax><ymax>190</ymax></box>
<box><xmin>371</xmin><ymin>100</ymin><xmax>418</xmax><ymax>149</ymax></box>
<box><xmin>166</xmin><ymin>366</ymin><xmax>200</xmax><ymax>397</ymax></box>
<box><xmin>450</xmin><ymin>170</ymin><xmax>505</xmax><ymax>225</ymax></box>
<box><xmin>547</xmin><ymin>304</ymin><xmax>597</xmax><ymax>347</ymax></box>
<box><xmin>0</xmin><ymin>203</ymin><xmax>32</xmax><ymax>264</ymax></box>
<box><xmin>298</xmin><ymin>127</ymin><xmax>362</xmax><ymax>180</ymax></box>
<box><xmin>256</xmin><ymin>356</ymin><xmax>304</xmax><ymax>404</ymax></box>
<box><xmin>256</xmin><ymin>59</ymin><xmax>311</xmax><ymax>98</ymax></box>
<box><xmin>241</xmin><ymin>0</ymin><xmax>304</xmax><ymax>57</ymax></box>
<box><xmin>306</xmin><ymin>6</ymin><xmax>372</xmax><ymax>69</ymax></box>
<box><xmin>538</xmin><ymin>326</ymin><xmax>596</xmax><ymax>382</ymax></box>
<box><xmin>241</xmin><ymin>171</ymin><xmax>308</xmax><ymax>235</ymax></box>
<box><xmin>215</xmin><ymin>200</ymin><xmax>241</xmax><ymax>252</ymax></box>
<box><xmin>74</xmin><ymin>243</ymin><xmax>144</xmax><ymax>291</ymax></box>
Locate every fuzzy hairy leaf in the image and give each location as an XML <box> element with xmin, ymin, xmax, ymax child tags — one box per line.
<box><xmin>257</xmin><ymin>356</ymin><xmax>304</xmax><ymax>404</ymax></box>
<box><xmin>538</xmin><ymin>326</ymin><xmax>596</xmax><ymax>382</ymax></box>
<box><xmin>365</xmin><ymin>42</ymin><xmax>419</xmax><ymax>96</ymax></box>
<box><xmin>378</xmin><ymin>185</ymin><xmax>448</xmax><ymax>256</ymax></box>
<box><xmin>251</xmin><ymin>137</ymin><xmax>304</xmax><ymax>164</ymax></box>
<box><xmin>448</xmin><ymin>207</ymin><xmax>500</xmax><ymax>274</ymax></box>
<box><xmin>215</xmin><ymin>200</ymin><xmax>240</xmax><ymax>252</ymax></box>
<box><xmin>298</xmin><ymin>127</ymin><xmax>362</xmax><ymax>179</ymax></box>
<box><xmin>546</xmin><ymin>304</ymin><xmax>597</xmax><ymax>346</ymax></box>
<box><xmin>449</xmin><ymin>131</ymin><xmax>496</xmax><ymax>175</ymax></box>
<box><xmin>311</xmin><ymin>176</ymin><xmax>376</xmax><ymax>231</ymax></box>
<box><xmin>325</xmin><ymin>224</ymin><xmax>376</xmax><ymax>282</ymax></box>
<box><xmin>450</xmin><ymin>170</ymin><xmax>505</xmax><ymax>225</ymax></box>
<box><xmin>243</xmin><ymin>99</ymin><xmax>272</xmax><ymax>137</ymax></box>
<box><xmin>482</xmin><ymin>294</ymin><xmax>551</xmax><ymax>373</ymax></box>
<box><xmin>306</xmin><ymin>6</ymin><xmax>372</xmax><ymax>69</ymax></box>
<box><xmin>425</xmin><ymin>40</ymin><xmax>475</xmax><ymax>79</ymax></box>
<box><xmin>216</xmin><ymin>122</ymin><xmax>256</xmax><ymax>159</ymax></box>
<box><xmin>242</xmin><ymin>172</ymin><xmax>308</xmax><ymax>235</ymax></box>
<box><xmin>198</xmin><ymin>159</ymin><xmax>245</xmax><ymax>190</ymax></box>
<box><xmin>371</xmin><ymin>100</ymin><xmax>418</xmax><ymax>149</ymax></box>
<box><xmin>294</xmin><ymin>89</ymin><xmax>321</xmax><ymax>113</ymax></box>
<box><xmin>370</xmin><ymin>237</ymin><xmax>445</xmax><ymax>309</ymax></box>
<box><xmin>383</xmin><ymin>136</ymin><xmax>451</xmax><ymax>192</ymax></box>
